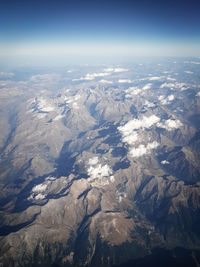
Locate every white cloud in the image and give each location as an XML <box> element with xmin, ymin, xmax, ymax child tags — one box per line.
<box><xmin>113</xmin><ymin>68</ymin><xmax>129</xmax><ymax>72</ymax></box>
<box><xmin>191</xmin><ymin>61</ymin><xmax>200</xmax><ymax>65</ymax></box>
<box><xmin>87</xmin><ymin>157</ymin><xmax>114</xmax><ymax>186</ymax></box>
<box><xmin>167</xmin><ymin>77</ymin><xmax>176</xmax><ymax>81</ymax></box>
<box><xmin>0</xmin><ymin>81</ymin><xmax>11</xmax><ymax>87</ymax></box>
<box><xmin>144</xmin><ymin>100</ymin><xmax>155</xmax><ymax>108</ymax></box>
<box><xmin>27</xmin><ymin>176</ymin><xmax>61</xmax><ymax>201</ymax></box>
<box><xmin>118</xmin><ymin>116</ymin><xmax>161</xmax><ymax>158</ymax></box>
<box><xmin>0</xmin><ymin>72</ymin><xmax>14</xmax><ymax>78</ymax></box>
<box><xmin>73</xmin><ymin>72</ymin><xmax>110</xmax><ymax>81</ymax></box>
<box><xmin>86</xmin><ymin>72</ymin><xmax>110</xmax><ymax>79</ymax></box>
<box><xmin>45</xmin><ymin>176</ymin><xmax>56</xmax><ymax>181</ymax></box>
<box><xmin>160</xmin><ymin>82</ymin><xmax>187</xmax><ymax>91</ymax></box>
<box><xmin>125</xmin><ymin>84</ymin><xmax>152</xmax><ymax>99</ymax></box>
<box><xmin>168</xmin><ymin>95</ymin><xmax>174</xmax><ymax>101</ymax></box>
<box><xmin>157</xmin><ymin>119</ymin><xmax>182</xmax><ymax>130</ymax></box>
<box><xmin>104</xmin><ymin>67</ymin><xmax>129</xmax><ymax>72</ymax></box>
<box><xmin>196</xmin><ymin>92</ymin><xmax>200</xmax><ymax>96</ymax></box>
<box><xmin>118</xmin><ymin>115</ymin><xmax>160</xmax><ymax>133</ymax></box>
<box><xmin>125</xmin><ymin>87</ymin><xmax>142</xmax><ymax>98</ymax></box>
<box><xmin>30</xmin><ymin>74</ymin><xmax>60</xmax><ymax>82</ymax></box>
<box><xmin>28</xmin><ymin>182</ymin><xmax>48</xmax><ymax>201</ymax></box>
<box><xmin>32</xmin><ymin>183</ymin><xmax>48</xmax><ymax>193</ymax></box>
<box><xmin>122</xmin><ymin>132</ymin><xmax>139</xmax><ymax>145</ymax></box>
<box><xmin>110</xmin><ymin>176</ymin><xmax>115</xmax><ymax>183</ymax></box>
<box><xmin>158</xmin><ymin>95</ymin><xmax>165</xmax><ymax>100</ymax></box>
<box><xmin>184</xmin><ymin>71</ymin><xmax>193</xmax><ymax>74</ymax></box>
<box><xmin>158</xmin><ymin>94</ymin><xmax>175</xmax><ymax>105</ymax></box>
<box><xmin>118</xmin><ymin>115</ymin><xmax>160</xmax><ymax>154</ymax></box>
<box><xmin>142</xmin><ymin>83</ymin><xmax>152</xmax><ymax>90</ymax></box>
<box><xmin>99</xmin><ymin>79</ymin><xmax>113</xmax><ymax>84</ymax></box>
<box><xmin>148</xmin><ymin>76</ymin><xmax>162</xmax><ymax>81</ymax></box>
<box><xmin>88</xmin><ymin>157</ymin><xmax>99</xmax><ymax>165</ymax></box>
<box><xmin>104</xmin><ymin>68</ymin><xmax>114</xmax><ymax>72</ymax></box>
<box><xmin>28</xmin><ymin>176</ymin><xmax>58</xmax><ymax>201</ymax></box>
<box><xmin>129</xmin><ymin>141</ymin><xmax>159</xmax><ymax>157</ymax></box>
<box><xmin>176</xmin><ymin>82</ymin><xmax>187</xmax><ymax>90</ymax></box>
<box><xmin>118</xmin><ymin>79</ymin><xmax>133</xmax><ymax>83</ymax></box>
<box><xmin>184</xmin><ymin>61</ymin><xmax>200</xmax><ymax>65</ymax></box>
<box><xmin>164</xmin><ymin>119</ymin><xmax>182</xmax><ymax>130</ymax></box>
<box><xmin>88</xmin><ymin>164</ymin><xmax>112</xmax><ymax>179</ymax></box>
<box><xmin>34</xmin><ymin>193</ymin><xmax>46</xmax><ymax>200</ymax></box>
<box><xmin>160</xmin><ymin>83</ymin><xmax>175</xmax><ymax>89</ymax></box>
<box><xmin>161</xmin><ymin>160</ymin><xmax>170</xmax><ymax>164</ymax></box>
<box><xmin>147</xmin><ymin>141</ymin><xmax>159</xmax><ymax>149</ymax></box>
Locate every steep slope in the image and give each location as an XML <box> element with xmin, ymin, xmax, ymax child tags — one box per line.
<box><xmin>0</xmin><ymin>60</ymin><xmax>200</xmax><ymax>266</ymax></box>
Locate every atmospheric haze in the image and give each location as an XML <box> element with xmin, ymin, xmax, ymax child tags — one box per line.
<box><xmin>0</xmin><ymin>0</ymin><xmax>200</xmax><ymax>267</ymax></box>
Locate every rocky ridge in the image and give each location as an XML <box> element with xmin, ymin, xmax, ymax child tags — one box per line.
<box><xmin>0</xmin><ymin>60</ymin><xmax>200</xmax><ymax>266</ymax></box>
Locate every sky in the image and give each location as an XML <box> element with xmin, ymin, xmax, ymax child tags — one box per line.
<box><xmin>0</xmin><ymin>0</ymin><xmax>200</xmax><ymax>64</ymax></box>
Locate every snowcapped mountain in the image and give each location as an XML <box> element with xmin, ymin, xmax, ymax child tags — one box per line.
<box><xmin>0</xmin><ymin>58</ymin><xmax>200</xmax><ymax>266</ymax></box>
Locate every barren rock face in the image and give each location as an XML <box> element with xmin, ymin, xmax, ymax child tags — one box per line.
<box><xmin>0</xmin><ymin>59</ymin><xmax>200</xmax><ymax>266</ymax></box>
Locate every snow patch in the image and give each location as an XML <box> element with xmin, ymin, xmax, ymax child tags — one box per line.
<box><xmin>31</xmin><ymin>97</ymin><xmax>55</xmax><ymax>114</ymax></box>
<box><xmin>54</xmin><ymin>114</ymin><xmax>65</xmax><ymax>121</ymax></box>
<box><xmin>72</xmin><ymin>102</ymin><xmax>79</xmax><ymax>109</ymax></box>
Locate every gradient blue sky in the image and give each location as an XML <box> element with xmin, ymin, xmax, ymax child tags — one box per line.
<box><xmin>0</xmin><ymin>0</ymin><xmax>200</xmax><ymax>62</ymax></box>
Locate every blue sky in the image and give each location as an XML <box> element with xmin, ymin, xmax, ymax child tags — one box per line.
<box><xmin>0</xmin><ymin>0</ymin><xmax>200</xmax><ymax>62</ymax></box>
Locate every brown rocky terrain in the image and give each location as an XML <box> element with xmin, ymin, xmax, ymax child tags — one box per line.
<box><xmin>0</xmin><ymin>60</ymin><xmax>200</xmax><ymax>266</ymax></box>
